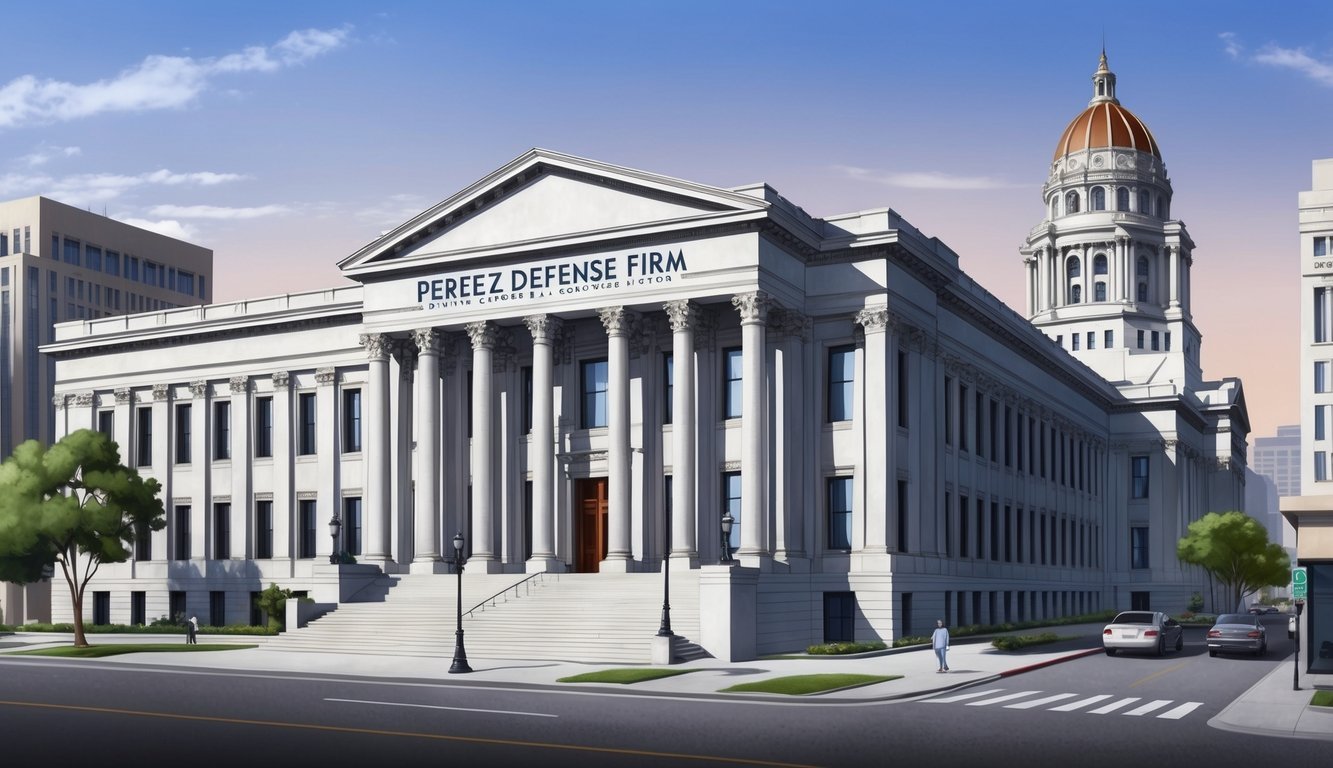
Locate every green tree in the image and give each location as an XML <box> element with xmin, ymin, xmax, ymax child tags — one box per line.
<box><xmin>0</xmin><ymin>429</ymin><xmax>164</xmax><ymax>647</ymax></box>
<box><xmin>253</xmin><ymin>583</ymin><xmax>292</xmax><ymax>630</ymax></box>
<box><xmin>1176</xmin><ymin>511</ymin><xmax>1290</xmax><ymax>613</ymax></box>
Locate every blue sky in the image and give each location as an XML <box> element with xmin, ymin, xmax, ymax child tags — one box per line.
<box><xmin>2</xmin><ymin>1</ymin><xmax>1331</xmax><ymax>437</ymax></box>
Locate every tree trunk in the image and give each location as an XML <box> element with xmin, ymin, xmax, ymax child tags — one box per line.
<box><xmin>71</xmin><ymin>589</ymin><xmax>87</xmax><ymax>648</ymax></box>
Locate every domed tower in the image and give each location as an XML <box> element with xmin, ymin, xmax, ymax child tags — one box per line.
<box><xmin>1022</xmin><ymin>52</ymin><xmax>1202</xmax><ymax>392</ymax></box>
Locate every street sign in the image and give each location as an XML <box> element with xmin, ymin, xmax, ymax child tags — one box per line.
<box><xmin>1292</xmin><ymin>566</ymin><xmax>1308</xmax><ymax>600</ymax></box>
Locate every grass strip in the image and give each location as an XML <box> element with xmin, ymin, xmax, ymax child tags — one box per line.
<box><xmin>720</xmin><ymin>673</ymin><xmax>899</xmax><ymax>695</ymax></box>
<box><xmin>1311</xmin><ymin>690</ymin><xmax>1333</xmax><ymax>708</ymax></box>
<box><xmin>557</xmin><ymin>668</ymin><xmax>698</xmax><ymax>684</ymax></box>
<box><xmin>14</xmin><ymin>643</ymin><xmax>257</xmax><ymax>658</ymax></box>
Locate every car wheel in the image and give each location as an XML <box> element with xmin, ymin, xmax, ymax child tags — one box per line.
<box><xmin>1105</xmin><ymin>648</ymin><xmax>1116</xmax><ymax>656</ymax></box>
<box><xmin>1156</xmin><ymin>637</ymin><xmax>1165</xmax><ymax>657</ymax></box>
<box><xmin>1209</xmin><ymin>649</ymin><xmax>1218</xmax><ymax>658</ymax></box>
<box><xmin>1175</xmin><ymin>634</ymin><xmax>1183</xmax><ymax>652</ymax></box>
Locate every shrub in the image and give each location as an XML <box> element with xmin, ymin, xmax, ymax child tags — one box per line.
<box><xmin>991</xmin><ymin>632</ymin><xmax>1062</xmax><ymax>651</ymax></box>
<box><xmin>253</xmin><ymin>583</ymin><xmax>293</xmax><ymax>630</ymax></box>
<box><xmin>806</xmin><ymin>640</ymin><xmax>888</xmax><ymax>655</ymax></box>
<box><xmin>1188</xmin><ymin>592</ymin><xmax>1205</xmax><ymax>613</ymax></box>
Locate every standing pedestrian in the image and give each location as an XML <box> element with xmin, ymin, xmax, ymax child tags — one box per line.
<box><xmin>186</xmin><ymin>616</ymin><xmax>199</xmax><ymax>645</ymax></box>
<box><xmin>932</xmin><ymin>619</ymin><xmax>950</xmax><ymax>672</ymax></box>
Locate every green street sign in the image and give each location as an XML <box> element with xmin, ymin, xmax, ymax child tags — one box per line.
<box><xmin>1292</xmin><ymin>567</ymin><xmax>1308</xmax><ymax>600</ymax></box>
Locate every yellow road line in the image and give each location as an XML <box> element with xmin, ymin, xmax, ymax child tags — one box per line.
<box><xmin>0</xmin><ymin>699</ymin><xmax>822</xmax><ymax>768</ymax></box>
<box><xmin>1129</xmin><ymin>660</ymin><xmax>1192</xmax><ymax>688</ymax></box>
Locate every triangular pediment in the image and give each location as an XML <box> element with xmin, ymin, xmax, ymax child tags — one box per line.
<box><xmin>339</xmin><ymin>149</ymin><xmax>769</xmax><ymax>276</ymax></box>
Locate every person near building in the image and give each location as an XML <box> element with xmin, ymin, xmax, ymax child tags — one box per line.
<box><xmin>186</xmin><ymin>616</ymin><xmax>198</xmax><ymax>644</ymax></box>
<box><xmin>932</xmin><ymin>619</ymin><xmax>950</xmax><ymax>672</ymax></box>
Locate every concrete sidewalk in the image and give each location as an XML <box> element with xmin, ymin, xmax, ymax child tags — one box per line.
<box><xmin>2</xmin><ymin>628</ymin><xmax>1330</xmax><ymax>739</ymax></box>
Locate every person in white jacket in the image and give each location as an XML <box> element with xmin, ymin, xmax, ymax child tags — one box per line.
<box><xmin>931</xmin><ymin>619</ymin><xmax>950</xmax><ymax>672</ymax></box>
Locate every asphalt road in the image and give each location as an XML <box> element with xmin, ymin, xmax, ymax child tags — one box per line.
<box><xmin>0</xmin><ymin>615</ymin><xmax>1321</xmax><ymax>768</ymax></box>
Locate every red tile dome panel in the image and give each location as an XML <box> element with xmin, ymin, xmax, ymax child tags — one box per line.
<box><xmin>1053</xmin><ymin>102</ymin><xmax>1160</xmax><ymax>161</ymax></box>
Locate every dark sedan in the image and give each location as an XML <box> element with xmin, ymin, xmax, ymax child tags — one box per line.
<box><xmin>1207</xmin><ymin>613</ymin><xmax>1268</xmax><ymax>657</ymax></box>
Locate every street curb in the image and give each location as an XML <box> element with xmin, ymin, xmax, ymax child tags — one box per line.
<box><xmin>997</xmin><ymin>647</ymin><xmax>1105</xmax><ymax>677</ymax></box>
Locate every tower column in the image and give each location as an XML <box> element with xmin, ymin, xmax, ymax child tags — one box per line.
<box><xmin>524</xmin><ymin>314</ymin><xmax>562</xmax><ymax>572</ymax></box>
<box><xmin>1168</xmin><ymin>246</ymin><xmax>1181</xmax><ymax>308</ymax></box>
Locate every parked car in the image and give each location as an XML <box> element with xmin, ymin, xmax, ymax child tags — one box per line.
<box><xmin>1207</xmin><ymin>613</ymin><xmax>1267</xmax><ymax>657</ymax></box>
<box><xmin>1103</xmin><ymin>611</ymin><xmax>1184</xmax><ymax>656</ymax></box>
<box><xmin>1247</xmin><ymin>605</ymin><xmax>1279</xmax><ymax>615</ymax></box>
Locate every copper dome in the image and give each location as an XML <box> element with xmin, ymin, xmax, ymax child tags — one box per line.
<box><xmin>1052</xmin><ymin>101</ymin><xmax>1160</xmax><ymax>161</ymax></box>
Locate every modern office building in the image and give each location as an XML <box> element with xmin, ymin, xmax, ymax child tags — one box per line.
<box><xmin>42</xmin><ymin>54</ymin><xmax>1248</xmax><ymax>659</ymax></box>
<box><xmin>1281</xmin><ymin>159</ymin><xmax>1333</xmax><ymax>674</ymax></box>
<box><xmin>1254</xmin><ymin>425</ymin><xmax>1301</xmax><ymax>499</ymax></box>
<box><xmin>0</xmin><ymin>196</ymin><xmax>212</xmax><ymax>625</ymax></box>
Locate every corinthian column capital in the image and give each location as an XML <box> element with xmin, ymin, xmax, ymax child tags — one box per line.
<box><xmin>731</xmin><ymin>291</ymin><xmax>772</xmax><ymax>324</ymax></box>
<box><xmin>524</xmin><ymin>314</ymin><xmax>563</xmax><ymax>344</ymax></box>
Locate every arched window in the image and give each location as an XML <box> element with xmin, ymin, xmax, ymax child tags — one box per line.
<box><xmin>1116</xmin><ymin>187</ymin><xmax>1130</xmax><ymax>211</ymax></box>
<box><xmin>1136</xmin><ymin>256</ymin><xmax>1150</xmax><ymax>302</ymax></box>
<box><xmin>1138</xmin><ymin>190</ymin><xmax>1150</xmax><ymax>215</ymax></box>
<box><xmin>1067</xmin><ymin>256</ymin><xmax>1082</xmax><ymax>278</ymax></box>
<box><xmin>1066</xmin><ymin>191</ymin><xmax>1080</xmax><ymax>214</ymax></box>
<box><xmin>1067</xmin><ymin>257</ymin><xmax>1082</xmax><ymax>304</ymax></box>
<box><xmin>1094</xmin><ymin>282</ymin><xmax>1107</xmax><ymax>302</ymax></box>
<box><xmin>1071</xmin><ymin>284</ymin><xmax>1082</xmax><ymax>304</ymax></box>
<box><xmin>1051</xmin><ymin>197</ymin><xmax>1058</xmax><ymax>219</ymax></box>
<box><xmin>1090</xmin><ymin>187</ymin><xmax>1105</xmax><ymax>211</ymax></box>
<box><xmin>1093</xmin><ymin>254</ymin><xmax>1108</xmax><ymax>275</ymax></box>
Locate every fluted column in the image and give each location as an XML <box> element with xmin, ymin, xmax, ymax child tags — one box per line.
<box><xmin>856</xmin><ymin>307</ymin><xmax>892</xmax><ymax>559</ymax></box>
<box><xmin>525</xmin><ymin>315</ymin><xmax>562</xmax><ymax>572</ymax></box>
<box><xmin>733</xmin><ymin>291</ymin><xmax>771</xmax><ymax>564</ymax></box>
<box><xmin>597</xmin><ymin>306</ymin><xmax>634</xmax><ymax>571</ymax></box>
<box><xmin>466</xmin><ymin>321</ymin><xmax>502</xmax><ymax>571</ymax></box>
<box><xmin>664</xmin><ymin>300</ymin><xmax>698</xmax><ymax>563</ymax></box>
<box><xmin>410</xmin><ymin>328</ymin><xmax>445</xmax><ymax>573</ymax></box>
<box><xmin>360</xmin><ymin>333</ymin><xmax>393</xmax><ymax>563</ymax></box>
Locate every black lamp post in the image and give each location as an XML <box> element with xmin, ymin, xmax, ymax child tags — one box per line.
<box><xmin>657</xmin><ymin>510</ymin><xmax>673</xmax><ymax>638</ymax></box>
<box><xmin>327</xmin><ymin>515</ymin><xmax>341</xmax><ymax>565</ymax></box>
<box><xmin>720</xmin><ymin>512</ymin><xmax>735</xmax><ymax>564</ymax></box>
<box><xmin>449</xmin><ymin>532</ymin><xmax>472</xmax><ymax>674</ymax></box>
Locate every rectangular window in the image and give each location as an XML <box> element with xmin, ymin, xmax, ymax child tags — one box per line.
<box><xmin>1105</xmin><ymin>330</ymin><xmax>1114</xmax><ymax>349</ymax></box>
<box><xmin>723</xmin><ymin>471</ymin><xmax>742</xmax><ymax>553</ymax></box>
<box><xmin>299</xmin><ymin>500</ymin><xmax>317</xmax><ymax>558</ymax></box>
<box><xmin>521</xmin><ymin>365</ymin><xmax>534</xmax><ymax>432</ymax></box>
<box><xmin>896</xmin><ymin>479</ymin><xmax>909</xmax><ymax>552</ymax></box>
<box><xmin>1131</xmin><ymin>455</ymin><xmax>1150</xmax><ymax>499</ymax></box>
<box><xmin>580</xmin><ymin>359</ymin><xmax>608</xmax><ymax>429</ymax></box>
<box><xmin>169</xmin><ymin>591</ymin><xmax>186</xmax><ymax>624</ymax></box>
<box><xmin>136</xmin><ymin>407</ymin><xmax>153</xmax><ymax>466</ymax></box>
<box><xmin>958</xmin><ymin>384</ymin><xmax>969</xmax><ymax>452</ymax></box>
<box><xmin>255</xmin><ymin>396</ymin><xmax>273</xmax><ymax>458</ymax></box>
<box><xmin>1086</xmin><ymin>331</ymin><xmax>1095</xmax><ymax>350</ymax></box>
<box><xmin>943</xmin><ymin>376</ymin><xmax>953</xmax><ymax>447</ymax></box>
<box><xmin>1319</xmin><ymin>361</ymin><xmax>1332</xmax><ymax>394</ymax></box>
<box><xmin>93</xmin><ymin>592</ymin><xmax>110</xmax><ymax>626</ymax></box>
<box><xmin>828</xmin><ymin>345</ymin><xmax>854</xmax><ymax>422</ymax></box>
<box><xmin>1130</xmin><ymin>526</ymin><xmax>1149</xmax><ymax>569</ymax></box>
<box><xmin>959</xmin><ymin>495</ymin><xmax>970</xmax><ymax>558</ymax></box>
<box><xmin>827</xmin><ymin>476</ymin><xmax>852</xmax><ymax>550</ymax></box>
<box><xmin>724</xmin><ymin>347</ymin><xmax>743</xmax><ymax>419</ymax></box>
<box><xmin>823</xmin><ymin>592</ymin><xmax>855</xmax><ymax>643</ymax></box>
<box><xmin>1136</xmin><ymin>330</ymin><xmax>1145</xmax><ymax>349</ymax></box>
<box><xmin>1004</xmin><ymin>405</ymin><xmax>1013</xmax><ymax>467</ymax></box>
<box><xmin>989</xmin><ymin>400</ymin><xmax>998</xmax><ymax>460</ymax></box>
<box><xmin>106</xmin><ymin>250</ymin><xmax>120</xmax><ymax>277</ymax></box>
<box><xmin>1317</xmin><ymin>237</ymin><xmax>1329</xmax><ymax>257</ymax></box>
<box><xmin>63</xmin><ymin>237</ymin><xmax>80</xmax><ymax>266</ymax></box>
<box><xmin>990</xmin><ymin>502</ymin><xmax>1000</xmax><ymax>561</ymax></box>
<box><xmin>214</xmin><ymin>401</ymin><xmax>231</xmax><ymax>460</ymax></box>
<box><xmin>214</xmin><ymin>503</ymin><xmax>230</xmax><ymax>559</ymax></box>
<box><xmin>1319</xmin><ymin>405</ymin><xmax>1328</xmax><ymax>442</ymax></box>
<box><xmin>210</xmin><ymin>591</ymin><xmax>226</xmax><ymax>628</ymax></box>
<box><xmin>1072</xmin><ymin>334</ymin><xmax>1080</xmax><ymax>351</ymax></box>
<box><xmin>97</xmin><ymin>410</ymin><xmax>114</xmax><ymax>438</ymax></box>
<box><xmin>897</xmin><ymin>350</ymin><xmax>908</xmax><ymax>429</ymax></box>
<box><xmin>343</xmin><ymin>497</ymin><xmax>362</xmax><ymax>556</ymax></box>
<box><xmin>975</xmin><ymin>391</ymin><xmax>984</xmax><ymax>458</ymax></box>
<box><xmin>342</xmin><ymin>389</ymin><xmax>362</xmax><ymax>453</ymax></box>
<box><xmin>1316</xmin><ymin>451</ymin><xmax>1328</xmax><ymax>483</ymax></box>
<box><xmin>174</xmin><ymin>505</ymin><xmax>190</xmax><ymax>560</ymax></box>
<box><xmin>134</xmin><ymin>519</ymin><xmax>152</xmax><ymax>561</ymax></box>
<box><xmin>662</xmin><ymin>354</ymin><xmax>673</xmax><ymax>424</ymax></box>
<box><xmin>298</xmin><ymin>392</ymin><xmax>317</xmax><ymax>455</ymax></box>
<box><xmin>1004</xmin><ymin>506</ymin><xmax>1012</xmax><ymax>562</ymax></box>
<box><xmin>1151</xmin><ymin>331</ymin><xmax>1160</xmax><ymax>351</ymax></box>
<box><xmin>131</xmin><ymin>591</ymin><xmax>146</xmax><ymax>626</ymax></box>
<box><xmin>85</xmin><ymin>245</ymin><xmax>102</xmax><ymax>272</ymax></box>
<box><xmin>255</xmin><ymin>500</ymin><xmax>273</xmax><ymax>559</ymax></box>
<box><xmin>175</xmin><ymin>403</ymin><xmax>192</xmax><ymax>463</ymax></box>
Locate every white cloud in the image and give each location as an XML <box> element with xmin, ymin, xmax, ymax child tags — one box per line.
<box><xmin>117</xmin><ymin>218</ymin><xmax>198</xmax><ymax>242</ymax></box>
<box><xmin>148</xmin><ymin>203</ymin><xmax>289</xmax><ymax>220</ymax></box>
<box><xmin>835</xmin><ymin>165</ymin><xmax>1019</xmax><ymax>190</ymax></box>
<box><xmin>0</xmin><ymin>167</ymin><xmax>247</xmax><ymax>208</ymax></box>
<box><xmin>353</xmin><ymin>193</ymin><xmax>433</xmax><ymax>224</ymax></box>
<box><xmin>20</xmin><ymin>144</ymin><xmax>81</xmax><ymax>167</ymax></box>
<box><xmin>0</xmin><ymin>25</ymin><xmax>350</xmax><ymax>129</ymax></box>
<box><xmin>1222</xmin><ymin>33</ymin><xmax>1333</xmax><ymax>88</ymax></box>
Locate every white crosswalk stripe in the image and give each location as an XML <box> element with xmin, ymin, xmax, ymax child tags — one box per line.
<box><xmin>924</xmin><ymin>689</ymin><xmax>1206</xmax><ymax>721</ymax></box>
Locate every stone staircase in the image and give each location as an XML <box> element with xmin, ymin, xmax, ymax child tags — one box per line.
<box><xmin>266</xmin><ymin>568</ymin><xmax>707</xmax><ymax>664</ymax></box>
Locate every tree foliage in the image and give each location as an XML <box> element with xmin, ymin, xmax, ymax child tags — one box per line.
<box><xmin>1176</xmin><ymin>511</ymin><xmax>1290</xmax><ymax>613</ymax></box>
<box><xmin>253</xmin><ymin>583</ymin><xmax>292</xmax><ymax>630</ymax></box>
<box><xmin>0</xmin><ymin>429</ymin><xmax>164</xmax><ymax>647</ymax></box>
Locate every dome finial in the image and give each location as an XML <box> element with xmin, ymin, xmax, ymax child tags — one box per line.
<box><xmin>1091</xmin><ymin>48</ymin><xmax>1117</xmax><ymax>105</ymax></box>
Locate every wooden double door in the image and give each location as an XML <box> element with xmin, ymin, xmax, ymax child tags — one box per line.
<box><xmin>575</xmin><ymin>477</ymin><xmax>608</xmax><ymax>573</ymax></box>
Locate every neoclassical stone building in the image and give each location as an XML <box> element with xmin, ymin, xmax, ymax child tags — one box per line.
<box><xmin>43</xmin><ymin>55</ymin><xmax>1248</xmax><ymax>655</ymax></box>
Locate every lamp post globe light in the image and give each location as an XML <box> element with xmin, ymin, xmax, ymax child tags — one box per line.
<box><xmin>449</xmin><ymin>532</ymin><xmax>472</xmax><ymax>674</ymax></box>
<box><xmin>327</xmin><ymin>515</ymin><xmax>342</xmax><ymax>565</ymax></box>
<box><xmin>720</xmin><ymin>512</ymin><xmax>734</xmax><ymax>564</ymax></box>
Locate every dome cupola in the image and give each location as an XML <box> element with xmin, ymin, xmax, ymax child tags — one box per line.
<box><xmin>1052</xmin><ymin>51</ymin><xmax>1161</xmax><ymax>161</ymax></box>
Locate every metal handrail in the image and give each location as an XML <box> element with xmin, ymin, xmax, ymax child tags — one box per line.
<box><xmin>462</xmin><ymin>570</ymin><xmax>557</xmax><ymax>619</ymax></box>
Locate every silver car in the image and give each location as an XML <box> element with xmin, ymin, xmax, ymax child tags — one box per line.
<box><xmin>1207</xmin><ymin>613</ymin><xmax>1267</xmax><ymax>657</ymax></box>
<box><xmin>1102</xmin><ymin>611</ymin><xmax>1184</xmax><ymax>656</ymax></box>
